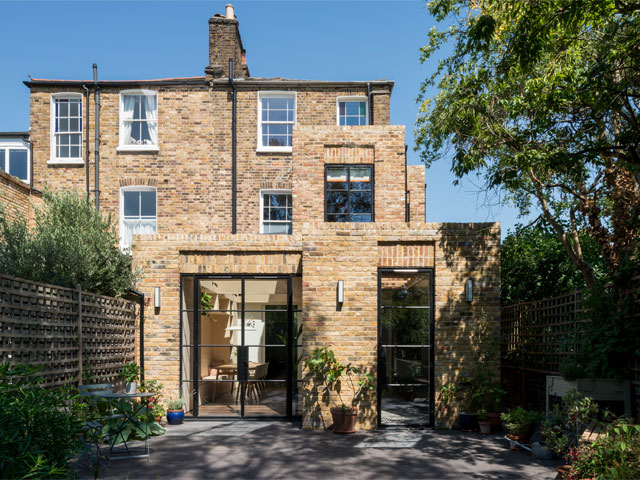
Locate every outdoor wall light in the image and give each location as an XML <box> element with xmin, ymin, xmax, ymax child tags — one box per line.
<box><xmin>337</xmin><ymin>280</ymin><xmax>344</xmax><ymax>304</ymax></box>
<box><xmin>465</xmin><ymin>278</ymin><xmax>473</xmax><ymax>303</ymax></box>
<box><xmin>154</xmin><ymin>287</ymin><xmax>161</xmax><ymax>309</ymax></box>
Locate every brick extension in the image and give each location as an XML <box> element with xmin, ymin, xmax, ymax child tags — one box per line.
<box><xmin>12</xmin><ymin>6</ymin><xmax>500</xmax><ymax>429</ymax></box>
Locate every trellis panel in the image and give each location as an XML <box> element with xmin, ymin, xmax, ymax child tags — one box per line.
<box><xmin>0</xmin><ymin>274</ymin><xmax>137</xmax><ymax>388</ymax></box>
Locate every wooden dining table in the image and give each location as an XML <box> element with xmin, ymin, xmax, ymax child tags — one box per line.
<box><xmin>208</xmin><ymin>361</ymin><xmax>264</xmax><ymax>401</ymax></box>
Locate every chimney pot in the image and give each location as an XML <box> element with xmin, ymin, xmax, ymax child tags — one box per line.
<box><xmin>225</xmin><ymin>4</ymin><xmax>234</xmax><ymax>20</ymax></box>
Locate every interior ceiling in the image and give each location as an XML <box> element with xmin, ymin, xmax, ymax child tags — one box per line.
<box><xmin>199</xmin><ymin>279</ymin><xmax>301</xmax><ymax>306</ymax></box>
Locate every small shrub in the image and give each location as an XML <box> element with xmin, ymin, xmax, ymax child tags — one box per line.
<box><xmin>166</xmin><ymin>398</ymin><xmax>185</xmax><ymax>411</ymax></box>
<box><xmin>501</xmin><ymin>407</ymin><xmax>541</xmax><ymax>436</ymax></box>
<box><xmin>0</xmin><ymin>189</ymin><xmax>137</xmax><ymax>296</ymax></box>
<box><xmin>0</xmin><ymin>363</ymin><xmax>84</xmax><ymax>478</ymax></box>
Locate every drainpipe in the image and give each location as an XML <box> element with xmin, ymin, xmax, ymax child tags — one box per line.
<box><xmin>82</xmin><ymin>84</ymin><xmax>90</xmax><ymax>203</ymax></box>
<box><xmin>366</xmin><ymin>82</ymin><xmax>372</xmax><ymax>125</ymax></box>
<box><xmin>229</xmin><ymin>58</ymin><xmax>237</xmax><ymax>234</ymax></box>
<box><xmin>405</xmin><ymin>144</ymin><xmax>410</xmax><ymax>223</ymax></box>
<box><xmin>127</xmin><ymin>288</ymin><xmax>145</xmax><ymax>381</ymax></box>
<box><xmin>93</xmin><ymin>64</ymin><xmax>100</xmax><ymax>211</ymax></box>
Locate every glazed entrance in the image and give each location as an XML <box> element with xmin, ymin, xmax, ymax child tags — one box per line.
<box><xmin>180</xmin><ymin>275</ymin><xmax>302</xmax><ymax>418</ymax></box>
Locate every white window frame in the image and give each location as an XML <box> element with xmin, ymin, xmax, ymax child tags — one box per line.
<box><xmin>0</xmin><ymin>140</ymin><xmax>30</xmax><ymax>184</ymax></box>
<box><xmin>118</xmin><ymin>89</ymin><xmax>159</xmax><ymax>152</ymax></box>
<box><xmin>257</xmin><ymin>91</ymin><xmax>296</xmax><ymax>153</ymax></box>
<box><xmin>49</xmin><ymin>92</ymin><xmax>83</xmax><ymax>165</ymax></box>
<box><xmin>259</xmin><ymin>189</ymin><xmax>292</xmax><ymax>234</ymax></box>
<box><xmin>336</xmin><ymin>96</ymin><xmax>369</xmax><ymax>126</ymax></box>
<box><xmin>119</xmin><ymin>185</ymin><xmax>157</xmax><ymax>251</ymax></box>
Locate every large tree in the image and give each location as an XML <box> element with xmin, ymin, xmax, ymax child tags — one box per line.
<box><xmin>416</xmin><ymin>0</ymin><xmax>640</xmax><ymax>290</ymax></box>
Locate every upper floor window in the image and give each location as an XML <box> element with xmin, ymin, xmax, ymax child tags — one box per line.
<box><xmin>258</xmin><ymin>92</ymin><xmax>296</xmax><ymax>152</ymax></box>
<box><xmin>325</xmin><ymin>165</ymin><xmax>373</xmax><ymax>222</ymax></box>
<box><xmin>337</xmin><ymin>97</ymin><xmax>368</xmax><ymax>126</ymax></box>
<box><xmin>119</xmin><ymin>91</ymin><xmax>158</xmax><ymax>150</ymax></box>
<box><xmin>0</xmin><ymin>145</ymin><xmax>29</xmax><ymax>183</ymax></box>
<box><xmin>50</xmin><ymin>93</ymin><xmax>82</xmax><ymax>164</ymax></box>
<box><xmin>120</xmin><ymin>186</ymin><xmax>157</xmax><ymax>251</ymax></box>
<box><xmin>261</xmin><ymin>190</ymin><xmax>292</xmax><ymax>234</ymax></box>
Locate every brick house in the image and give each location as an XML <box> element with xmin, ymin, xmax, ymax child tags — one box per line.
<box><xmin>19</xmin><ymin>5</ymin><xmax>500</xmax><ymax>429</ymax></box>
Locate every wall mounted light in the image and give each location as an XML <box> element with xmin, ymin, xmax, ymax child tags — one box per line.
<box><xmin>337</xmin><ymin>280</ymin><xmax>344</xmax><ymax>304</ymax></box>
<box><xmin>465</xmin><ymin>278</ymin><xmax>473</xmax><ymax>303</ymax></box>
<box><xmin>154</xmin><ymin>287</ymin><xmax>161</xmax><ymax>309</ymax></box>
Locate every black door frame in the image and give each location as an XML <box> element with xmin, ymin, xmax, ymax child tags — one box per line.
<box><xmin>377</xmin><ymin>267</ymin><xmax>435</xmax><ymax>428</ymax></box>
<box><xmin>179</xmin><ymin>273</ymin><xmax>300</xmax><ymax>420</ymax></box>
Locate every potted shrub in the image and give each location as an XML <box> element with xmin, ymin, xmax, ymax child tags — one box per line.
<box><xmin>501</xmin><ymin>407</ymin><xmax>541</xmax><ymax>450</ymax></box>
<box><xmin>478</xmin><ymin>409</ymin><xmax>492</xmax><ymax>435</ymax></box>
<box><xmin>119</xmin><ymin>361</ymin><xmax>142</xmax><ymax>394</ymax></box>
<box><xmin>166</xmin><ymin>397</ymin><xmax>185</xmax><ymax>425</ymax></box>
<box><xmin>141</xmin><ymin>379</ymin><xmax>166</xmax><ymax>422</ymax></box>
<box><xmin>457</xmin><ymin>365</ymin><xmax>505</xmax><ymax>432</ymax></box>
<box><xmin>304</xmin><ymin>346</ymin><xmax>374</xmax><ymax>434</ymax></box>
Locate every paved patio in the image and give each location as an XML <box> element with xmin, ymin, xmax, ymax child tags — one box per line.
<box><xmin>78</xmin><ymin>420</ymin><xmax>561</xmax><ymax>479</ymax></box>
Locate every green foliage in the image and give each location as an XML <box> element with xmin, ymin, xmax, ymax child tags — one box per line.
<box><xmin>141</xmin><ymin>379</ymin><xmax>166</xmax><ymax>418</ymax></box>
<box><xmin>0</xmin><ymin>363</ymin><xmax>84</xmax><ymax>479</ymax></box>
<box><xmin>500</xmin><ymin>407</ymin><xmax>541</xmax><ymax>436</ymax></box>
<box><xmin>416</xmin><ymin>0</ymin><xmax>640</xmax><ymax>292</ymax></box>
<box><xmin>99</xmin><ymin>399</ymin><xmax>165</xmax><ymax>445</ymax></box>
<box><xmin>304</xmin><ymin>346</ymin><xmax>375</xmax><ymax>412</ymax></box>
<box><xmin>460</xmin><ymin>365</ymin><xmax>506</xmax><ymax>413</ymax></box>
<box><xmin>501</xmin><ymin>222</ymin><xmax>603</xmax><ymax>305</ymax></box>
<box><xmin>568</xmin><ymin>421</ymin><xmax>640</xmax><ymax>480</ymax></box>
<box><xmin>0</xmin><ymin>189</ymin><xmax>137</xmax><ymax>296</ymax></box>
<box><xmin>166</xmin><ymin>397</ymin><xmax>185</xmax><ymax>411</ymax></box>
<box><xmin>544</xmin><ymin>389</ymin><xmax>600</xmax><ymax>455</ymax></box>
<box><xmin>119</xmin><ymin>362</ymin><xmax>141</xmax><ymax>383</ymax></box>
<box><xmin>439</xmin><ymin>383</ymin><xmax>458</xmax><ymax>409</ymax></box>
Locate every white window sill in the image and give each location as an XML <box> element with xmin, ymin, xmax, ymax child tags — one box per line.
<box><xmin>47</xmin><ymin>159</ymin><xmax>84</xmax><ymax>166</ymax></box>
<box><xmin>116</xmin><ymin>146</ymin><xmax>159</xmax><ymax>153</ymax></box>
<box><xmin>256</xmin><ymin>146</ymin><xmax>292</xmax><ymax>154</ymax></box>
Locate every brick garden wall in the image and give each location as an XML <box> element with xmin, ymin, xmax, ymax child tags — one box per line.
<box><xmin>0</xmin><ymin>170</ymin><xmax>41</xmax><ymax>227</ymax></box>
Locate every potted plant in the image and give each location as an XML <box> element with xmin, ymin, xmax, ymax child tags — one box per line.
<box><xmin>166</xmin><ymin>397</ymin><xmax>185</xmax><ymax>425</ymax></box>
<box><xmin>304</xmin><ymin>346</ymin><xmax>374</xmax><ymax>434</ymax></box>
<box><xmin>457</xmin><ymin>365</ymin><xmax>505</xmax><ymax>432</ymax></box>
<box><xmin>478</xmin><ymin>409</ymin><xmax>492</xmax><ymax>435</ymax></box>
<box><xmin>119</xmin><ymin>361</ymin><xmax>142</xmax><ymax>394</ymax></box>
<box><xmin>141</xmin><ymin>379</ymin><xmax>166</xmax><ymax>422</ymax></box>
<box><xmin>501</xmin><ymin>407</ymin><xmax>541</xmax><ymax>450</ymax></box>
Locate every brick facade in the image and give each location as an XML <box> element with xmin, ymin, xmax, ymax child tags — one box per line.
<box><xmin>0</xmin><ymin>170</ymin><xmax>41</xmax><ymax>227</ymax></box>
<box><xmin>18</xmin><ymin>6</ymin><xmax>500</xmax><ymax>430</ymax></box>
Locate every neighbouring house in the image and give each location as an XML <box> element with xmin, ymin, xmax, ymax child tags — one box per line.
<box><xmin>15</xmin><ymin>5</ymin><xmax>500</xmax><ymax>429</ymax></box>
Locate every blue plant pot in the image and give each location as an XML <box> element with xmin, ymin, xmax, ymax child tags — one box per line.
<box><xmin>459</xmin><ymin>412</ymin><xmax>478</xmax><ymax>431</ymax></box>
<box><xmin>167</xmin><ymin>410</ymin><xmax>184</xmax><ymax>425</ymax></box>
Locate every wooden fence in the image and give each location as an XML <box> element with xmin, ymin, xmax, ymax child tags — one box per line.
<box><xmin>0</xmin><ymin>274</ymin><xmax>137</xmax><ymax>388</ymax></box>
<box><xmin>501</xmin><ymin>277</ymin><xmax>640</xmax><ymax>413</ymax></box>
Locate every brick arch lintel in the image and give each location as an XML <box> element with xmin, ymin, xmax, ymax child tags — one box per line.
<box><xmin>119</xmin><ymin>178</ymin><xmax>158</xmax><ymax>188</ymax></box>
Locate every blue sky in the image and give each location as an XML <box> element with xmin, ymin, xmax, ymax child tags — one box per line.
<box><xmin>0</xmin><ymin>0</ymin><xmax>528</xmax><ymax>236</ymax></box>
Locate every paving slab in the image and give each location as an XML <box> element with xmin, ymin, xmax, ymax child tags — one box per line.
<box><xmin>77</xmin><ymin>420</ymin><xmax>561</xmax><ymax>479</ymax></box>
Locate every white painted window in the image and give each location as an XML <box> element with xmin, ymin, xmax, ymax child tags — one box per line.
<box><xmin>0</xmin><ymin>140</ymin><xmax>29</xmax><ymax>183</ymax></box>
<box><xmin>120</xmin><ymin>186</ymin><xmax>157</xmax><ymax>251</ymax></box>
<box><xmin>337</xmin><ymin>96</ymin><xmax>368</xmax><ymax>126</ymax></box>
<box><xmin>260</xmin><ymin>190</ymin><xmax>292</xmax><ymax>234</ymax></box>
<box><xmin>119</xmin><ymin>90</ymin><xmax>158</xmax><ymax>151</ymax></box>
<box><xmin>257</xmin><ymin>92</ymin><xmax>296</xmax><ymax>152</ymax></box>
<box><xmin>50</xmin><ymin>93</ymin><xmax>83</xmax><ymax>164</ymax></box>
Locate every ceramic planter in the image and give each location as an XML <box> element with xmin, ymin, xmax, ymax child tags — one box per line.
<box><xmin>507</xmin><ymin>432</ymin><xmax>532</xmax><ymax>450</ymax></box>
<box><xmin>167</xmin><ymin>409</ymin><xmax>184</xmax><ymax>425</ymax></box>
<box><xmin>531</xmin><ymin>442</ymin><xmax>553</xmax><ymax>459</ymax></box>
<box><xmin>330</xmin><ymin>407</ymin><xmax>358</xmax><ymax>434</ymax></box>
<box><xmin>125</xmin><ymin>381</ymin><xmax>137</xmax><ymax>394</ymax></box>
<box><xmin>478</xmin><ymin>421</ymin><xmax>492</xmax><ymax>434</ymax></box>
<box><xmin>459</xmin><ymin>412</ymin><xmax>478</xmax><ymax>431</ymax></box>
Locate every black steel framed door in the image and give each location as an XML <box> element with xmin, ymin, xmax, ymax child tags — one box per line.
<box><xmin>180</xmin><ymin>274</ymin><xmax>302</xmax><ymax>419</ymax></box>
<box><xmin>378</xmin><ymin>268</ymin><xmax>435</xmax><ymax>427</ymax></box>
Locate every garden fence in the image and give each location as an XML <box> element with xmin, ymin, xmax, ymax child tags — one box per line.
<box><xmin>0</xmin><ymin>274</ymin><xmax>138</xmax><ymax>388</ymax></box>
<box><xmin>501</xmin><ymin>276</ymin><xmax>640</xmax><ymax>414</ymax></box>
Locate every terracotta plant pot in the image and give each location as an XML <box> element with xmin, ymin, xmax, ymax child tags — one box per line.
<box><xmin>488</xmin><ymin>412</ymin><xmax>501</xmax><ymax>433</ymax></box>
<box><xmin>555</xmin><ymin>465</ymin><xmax>571</xmax><ymax>479</ymax></box>
<box><xmin>507</xmin><ymin>432</ymin><xmax>532</xmax><ymax>450</ymax></box>
<box><xmin>330</xmin><ymin>406</ymin><xmax>358</xmax><ymax>434</ymax></box>
<box><xmin>478</xmin><ymin>421</ymin><xmax>492</xmax><ymax>435</ymax></box>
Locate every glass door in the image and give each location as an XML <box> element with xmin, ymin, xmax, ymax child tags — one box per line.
<box><xmin>378</xmin><ymin>269</ymin><xmax>434</xmax><ymax>427</ymax></box>
<box><xmin>180</xmin><ymin>275</ymin><xmax>302</xmax><ymax>418</ymax></box>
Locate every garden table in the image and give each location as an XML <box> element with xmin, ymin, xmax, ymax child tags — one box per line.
<box><xmin>94</xmin><ymin>391</ymin><xmax>158</xmax><ymax>462</ymax></box>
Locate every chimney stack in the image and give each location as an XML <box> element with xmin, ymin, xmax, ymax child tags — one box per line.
<box><xmin>205</xmin><ymin>4</ymin><xmax>250</xmax><ymax>80</ymax></box>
